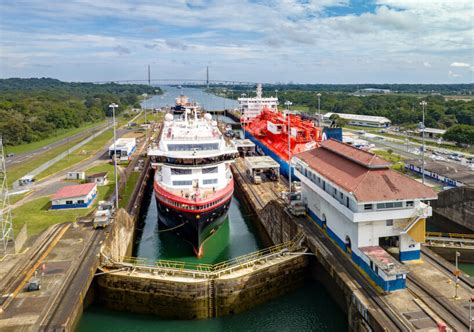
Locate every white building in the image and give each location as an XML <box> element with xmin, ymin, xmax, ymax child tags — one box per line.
<box><xmin>87</xmin><ymin>172</ymin><xmax>109</xmax><ymax>186</ymax></box>
<box><xmin>108</xmin><ymin>138</ymin><xmax>136</xmax><ymax>159</ymax></box>
<box><xmin>238</xmin><ymin>84</ymin><xmax>278</xmax><ymax>124</ymax></box>
<box><xmin>66</xmin><ymin>171</ymin><xmax>85</xmax><ymax>181</ymax></box>
<box><xmin>324</xmin><ymin>112</ymin><xmax>391</xmax><ymax>128</ymax></box>
<box><xmin>293</xmin><ymin>139</ymin><xmax>437</xmax><ymax>291</ymax></box>
<box><xmin>51</xmin><ymin>183</ymin><xmax>97</xmax><ymax>209</ymax></box>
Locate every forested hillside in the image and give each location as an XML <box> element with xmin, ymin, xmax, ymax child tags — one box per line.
<box><xmin>209</xmin><ymin>85</ymin><xmax>474</xmax><ymax>129</ymax></box>
<box><xmin>0</xmin><ymin>78</ymin><xmax>160</xmax><ymax>145</ymax></box>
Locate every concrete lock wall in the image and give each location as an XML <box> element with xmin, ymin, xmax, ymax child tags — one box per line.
<box><xmin>96</xmin><ymin>254</ymin><xmax>308</xmax><ymax>319</ymax></box>
<box><xmin>431</xmin><ymin>187</ymin><xmax>474</xmax><ymax>231</ymax></box>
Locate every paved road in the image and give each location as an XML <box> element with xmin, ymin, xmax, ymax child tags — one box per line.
<box><xmin>5</xmin><ymin>122</ymin><xmax>110</xmax><ymax>166</ymax></box>
<box><xmin>11</xmin><ymin>128</ymin><xmax>128</xmax><ymax>208</ymax></box>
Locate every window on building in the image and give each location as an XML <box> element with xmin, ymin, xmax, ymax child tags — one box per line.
<box><xmin>386</xmin><ymin>219</ymin><xmax>394</xmax><ymax>226</ymax></box>
<box><xmin>171</xmin><ymin>168</ymin><xmax>192</xmax><ymax>175</ymax></box>
<box><xmin>340</xmin><ymin>192</ymin><xmax>344</xmax><ymax>200</ymax></box>
<box><xmin>66</xmin><ymin>200</ymin><xmax>73</xmax><ymax>205</ymax></box>
<box><xmin>385</xmin><ymin>202</ymin><xmax>394</xmax><ymax>209</ymax></box>
<box><xmin>370</xmin><ymin>261</ymin><xmax>373</xmax><ymax>270</ymax></box>
<box><xmin>406</xmin><ymin>201</ymin><xmax>414</xmax><ymax>207</ymax></box>
<box><xmin>323</xmin><ymin>181</ymin><xmax>326</xmax><ymax>190</ymax></box>
<box><xmin>202</xmin><ymin>166</ymin><xmax>218</xmax><ymax>174</ymax></box>
<box><xmin>172</xmin><ymin>180</ymin><xmax>193</xmax><ymax>186</ymax></box>
<box><xmin>346</xmin><ymin>197</ymin><xmax>349</xmax><ymax>208</ymax></box>
<box><xmin>375</xmin><ymin>266</ymin><xmax>379</xmax><ymax>274</ymax></box>
<box><xmin>78</xmin><ymin>200</ymin><xmax>85</xmax><ymax>204</ymax></box>
<box><xmin>364</xmin><ymin>204</ymin><xmax>373</xmax><ymax>211</ymax></box>
<box><xmin>203</xmin><ymin>179</ymin><xmax>218</xmax><ymax>185</ymax></box>
<box><xmin>394</xmin><ymin>202</ymin><xmax>403</xmax><ymax>208</ymax></box>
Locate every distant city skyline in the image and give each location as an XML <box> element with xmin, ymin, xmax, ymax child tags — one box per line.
<box><xmin>0</xmin><ymin>0</ymin><xmax>473</xmax><ymax>84</ymax></box>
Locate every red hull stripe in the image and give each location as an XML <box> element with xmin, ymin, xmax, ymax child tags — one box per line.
<box><xmin>155</xmin><ymin>190</ymin><xmax>233</xmax><ymax>214</ymax></box>
<box><xmin>154</xmin><ymin>180</ymin><xmax>233</xmax><ymax>206</ymax></box>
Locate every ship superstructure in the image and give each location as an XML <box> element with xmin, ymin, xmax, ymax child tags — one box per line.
<box><xmin>238</xmin><ymin>84</ymin><xmax>278</xmax><ymax>124</ymax></box>
<box><xmin>172</xmin><ymin>95</ymin><xmax>200</xmax><ymax>114</ymax></box>
<box><xmin>148</xmin><ymin>110</ymin><xmax>238</xmax><ymax>256</ymax></box>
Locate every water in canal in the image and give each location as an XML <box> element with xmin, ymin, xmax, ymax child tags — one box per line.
<box><xmin>78</xmin><ymin>87</ymin><xmax>347</xmax><ymax>331</ymax></box>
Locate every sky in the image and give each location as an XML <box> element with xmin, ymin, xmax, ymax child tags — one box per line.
<box><xmin>0</xmin><ymin>0</ymin><xmax>473</xmax><ymax>84</ymax></box>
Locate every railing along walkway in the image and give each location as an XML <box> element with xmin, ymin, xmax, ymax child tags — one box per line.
<box><xmin>102</xmin><ymin>235</ymin><xmax>306</xmax><ymax>279</ymax></box>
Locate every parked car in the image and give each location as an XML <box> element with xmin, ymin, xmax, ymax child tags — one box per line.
<box><xmin>27</xmin><ymin>278</ymin><xmax>41</xmax><ymax>291</ymax></box>
<box><xmin>6</xmin><ymin>153</ymin><xmax>14</xmax><ymax>157</ymax></box>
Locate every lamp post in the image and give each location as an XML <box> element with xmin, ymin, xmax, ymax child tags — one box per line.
<box><xmin>240</xmin><ymin>93</ymin><xmax>246</xmax><ymax>136</ymax></box>
<box><xmin>420</xmin><ymin>101</ymin><xmax>427</xmax><ymax>184</ymax></box>
<box><xmin>275</xmin><ymin>89</ymin><xmax>278</xmax><ymax>100</ymax></box>
<box><xmin>109</xmin><ymin>103</ymin><xmax>119</xmax><ymax>209</ymax></box>
<box><xmin>285</xmin><ymin>100</ymin><xmax>293</xmax><ymax>190</ymax></box>
<box><xmin>317</xmin><ymin>93</ymin><xmax>321</xmax><ymax>126</ymax></box>
<box><xmin>454</xmin><ymin>251</ymin><xmax>461</xmax><ymax>300</ymax></box>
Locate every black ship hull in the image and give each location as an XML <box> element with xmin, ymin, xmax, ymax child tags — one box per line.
<box><xmin>171</xmin><ymin>105</ymin><xmax>186</xmax><ymax>114</ymax></box>
<box><xmin>155</xmin><ymin>193</ymin><xmax>232</xmax><ymax>257</ymax></box>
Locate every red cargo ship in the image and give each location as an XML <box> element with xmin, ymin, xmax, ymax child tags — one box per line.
<box><xmin>242</xmin><ymin>107</ymin><xmax>342</xmax><ymax>178</ymax></box>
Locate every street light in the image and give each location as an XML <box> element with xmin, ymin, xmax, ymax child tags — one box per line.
<box><xmin>275</xmin><ymin>89</ymin><xmax>278</xmax><ymax>100</ymax></box>
<box><xmin>240</xmin><ymin>93</ymin><xmax>247</xmax><ymax>136</ymax></box>
<box><xmin>317</xmin><ymin>93</ymin><xmax>322</xmax><ymax>126</ymax></box>
<box><xmin>420</xmin><ymin>101</ymin><xmax>427</xmax><ymax>184</ymax></box>
<box><xmin>285</xmin><ymin>100</ymin><xmax>293</xmax><ymax>190</ymax></box>
<box><xmin>454</xmin><ymin>251</ymin><xmax>461</xmax><ymax>300</ymax></box>
<box><xmin>109</xmin><ymin>103</ymin><xmax>119</xmax><ymax>209</ymax></box>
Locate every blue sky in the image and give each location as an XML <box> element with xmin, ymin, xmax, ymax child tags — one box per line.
<box><xmin>0</xmin><ymin>0</ymin><xmax>473</xmax><ymax>83</ymax></box>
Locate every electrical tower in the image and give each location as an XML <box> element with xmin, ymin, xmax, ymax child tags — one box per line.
<box><xmin>0</xmin><ymin>137</ymin><xmax>14</xmax><ymax>255</ymax></box>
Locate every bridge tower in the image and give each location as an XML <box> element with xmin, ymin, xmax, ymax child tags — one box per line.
<box><xmin>206</xmin><ymin>66</ymin><xmax>209</xmax><ymax>89</ymax></box>
<box><xmin>0</xmin><ymin>137</ymin><xmax>14</xmax><ymax>255</ymax></box>
<box><xmin>148</xmin><ymin>65</ymin><xmax>151</xmax><ymax>85</ymax></box>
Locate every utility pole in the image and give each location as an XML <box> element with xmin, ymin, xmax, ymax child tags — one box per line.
<box><xmin>148</xmin><ymin>65</ymin><xmax>151</xmax><ymax>85</ymax></box>
<box><xmin>420</xmin><ymin>101</ymin><xmax>427</xmax><ymax>184</ymax></box>
<box><xmin>0</xmin><ymin>136</ymin><xmax>14</xmax><ymax>255</ymax></box>
<box><xmin>285</xmin><ymin>100</ymin><xmax>293</xmax><ymax>190</ymax></box>
<box><xmin>109</xmin><ymin>103</ymin><xmax>119</xmax><ymax>209</ymax></box>
<box><xmin>206</xmin><ymin>66</ymin><xmax>209</xmax><ymax>89</ymax></box>
<box><xmin>317</xmin><ymin>93</ymin><xmax>321</xmax><ymax>126</ymax></box>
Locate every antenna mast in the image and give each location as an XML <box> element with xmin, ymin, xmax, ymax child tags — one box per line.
<box><xmin>0</xmin><ymin>136</ymin><xmax>14</xmax><ymax>255</ymax></box>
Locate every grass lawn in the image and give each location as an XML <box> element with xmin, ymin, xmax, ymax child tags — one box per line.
<box><xmin>12</xmin><ymin>164</ymin><xmax>117</xmax><ymax>236</ymax></box>
<box><xmin>36</xmin><ymin>129</ymin><xmax>114</xmax><ymax>180</ymax></box>
<box><xmin>12</xmin><ymin>197</ymin><xmax>92</xmax><ymax>236</ymax></box>
<box><xmin>119</xmin><ymin>171</ymin><xmax>140</xmax><ymax>208</ymax></box>
<box><xmin>6</xmin><ymin>121</ymin><xmax>105</xmax><ymax>155</ymax></box>
<box><xmin>372</xmin><ymin>149</ymin><xmax>407</xmax><ymax>172</ymax></box>
<box><xmin>7</xmin><ymin>135</ymin><xmax>86</xmax><ymax>185</ymax></box>
<box><xmin>8</xmin><ymin>192</ymin><xmax>29</xmax><ymax>205</ymax></box>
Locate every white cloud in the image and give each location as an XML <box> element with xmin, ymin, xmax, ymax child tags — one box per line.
<box><xmin>1</xmin><ymin>0</ymin><xmax>473</xmax><ymax>82</ymax></box>
<box><xmin>450</xmin><ymin>62</ymin><xmax>470</xmax><ymax>67</ymax></box>
<box><xmin>448</xmin><ymin>70</ymin><xmax>462</xmax><ymax>78</ymax></box>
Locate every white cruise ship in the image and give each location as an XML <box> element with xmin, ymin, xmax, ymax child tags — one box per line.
<box><xmin>148</xmin><ymin>110</ymin><xmax>238</xmax><ymax>257</ymax></box>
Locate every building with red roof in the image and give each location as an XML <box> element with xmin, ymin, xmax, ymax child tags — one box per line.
<box><xmin>293</xmin><ymin>139</ymin><xmax>437</xmax><ymax>291</ymax></box>
<box><xmin>51</xmin><ymin>183</ymin><xmax>97</xmax><ymax>209</ymax></box>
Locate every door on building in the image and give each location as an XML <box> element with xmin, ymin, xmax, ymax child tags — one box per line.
<box><xmin>345</xmin><ymin>235</ymin><xmax>352</xmax><ymax>255</ymax></box>
<box><xmin>379</xmin><ymin>236</ymin><xmax>400</xmax><ymax>259</ymax></box>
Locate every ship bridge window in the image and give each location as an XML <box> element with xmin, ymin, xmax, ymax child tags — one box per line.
<box><xmin>168</xmin><ymin>143</ymin><xmax>219</xmax><ymax>151</ymax></box>
<box><xmin>203</xmin><ymin>179</ymin><xmax>218</xmax><ymax>185</ymax></box>
<box><xmin>203</xmin><ymin>166</ymin><xmax>218</xmax><ymax>174</ymax></box>
<box><xmin>171</xmin><ymin>168</ymin><xmax>192</xmax><ymax>175</ymax></box>
<box><xmin>172</xmin><ymin>180</ymin><xmax>193</xmax><ymax>186</ymax></box>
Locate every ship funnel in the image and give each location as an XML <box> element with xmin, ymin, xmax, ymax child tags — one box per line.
<box><xmin>256</xmin><ymin>83</ymin><xmax>262</xmax><ymax>98</ymax></box>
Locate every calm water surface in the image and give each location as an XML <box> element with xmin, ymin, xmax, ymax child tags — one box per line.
<box><xmin>79</xmin><ymin>87</ymin><xmax>347</xmax><ymax>331</ymax></box>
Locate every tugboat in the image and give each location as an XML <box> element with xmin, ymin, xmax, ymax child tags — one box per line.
<box><xmin>148</xmin><ymin>109</ymin><xmax>238</xmax><ymax>257</ymax></box>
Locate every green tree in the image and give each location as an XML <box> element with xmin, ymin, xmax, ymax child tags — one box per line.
<box><xmin>443</xmin><ymin>125</ymin><xmax>474</xmax><ymax>146</ymax></box>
